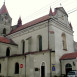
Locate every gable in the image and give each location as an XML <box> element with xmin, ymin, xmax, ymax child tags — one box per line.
<box><xmin>55</xmin><ymin>7</ymin><xmax>68</xmax><ymax>16</ymax></box>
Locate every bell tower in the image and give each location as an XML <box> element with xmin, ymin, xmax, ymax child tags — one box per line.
<box><xmin>0</xmin><ymin>2</ymin><xmax>12</xmax><ymax>36</ymax></box>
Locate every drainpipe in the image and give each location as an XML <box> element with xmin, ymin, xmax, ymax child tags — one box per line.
<box><xmin>48</xmin><ymin>19</ymin><xmax>52</xmax><ymax>77</ymax></box>
<box><xmin>7</xmin><ymin>57</ymin><xmax>8</xmax><ymax>77</ymax></box>
<box><xmin>60</xmin><ymin>60</ymin><xmax>62</xmax><ymax>76</ymax></box>
<box><xmin>48</xmin><ymin>20</ymin><xmax>49</xmax><ymax>50</ymax></box>
<box><xmin>50</xmin><ymin>49</ymin><xmax>52</xmax><ymax>77</ymax></box>
<box><xmin>25</xmin><ymin>56</ymin><xmax>26</xmax><ymax>77</ymax></box>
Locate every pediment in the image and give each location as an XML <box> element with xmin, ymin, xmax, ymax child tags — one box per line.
<box><xmin>55</xmin><ymin>7</ymin><xmax>68</xmax><ymax>16</ymax></box>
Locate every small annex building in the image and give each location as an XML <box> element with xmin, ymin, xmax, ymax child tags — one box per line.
<box><xmin>0</xmin><ymin>2</ymin><xmax>77</xmax><ymax>77</ymax></box>
<box><xmin>60</xmin><ymin>52</ymin><xmax>77</xmax><ymax>76</ymax></box>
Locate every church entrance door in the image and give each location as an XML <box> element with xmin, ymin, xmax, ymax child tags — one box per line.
<box><xmin>41</xmin><ymin>66</ymin><xmax>45</xmax><ymax>77</ymax></box>
<box><xmin>41</xmin><ymin>62</ymin><xmax>45</xmax><ymax>77</ymax></box>
<box><xmin>65</xmin><ymin>63</ymin><xmax>72</xmax><ymax>75</ymax></box>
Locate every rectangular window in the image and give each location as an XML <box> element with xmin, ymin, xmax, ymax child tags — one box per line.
<box><xmin>35</xmin><ymin>68</ymin><xmax>39</xmax><ymax>71</ymax></box>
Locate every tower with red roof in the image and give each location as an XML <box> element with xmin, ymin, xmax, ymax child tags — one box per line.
<box><xmin>0</xmin><ymin>2</ymin><xmax>12</xmax><ymax>36</ymax></box>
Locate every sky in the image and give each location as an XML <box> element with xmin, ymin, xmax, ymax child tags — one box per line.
<box><xmin>0</xmin><ymin>0</ymin><xmax>77</xmax><ymax>41</ymax></box>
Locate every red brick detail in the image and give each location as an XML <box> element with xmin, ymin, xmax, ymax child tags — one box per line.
<box><xmin>49</xmin><ymin>31</ymin><xmax>54</xmax><ymax>34</ymax></box>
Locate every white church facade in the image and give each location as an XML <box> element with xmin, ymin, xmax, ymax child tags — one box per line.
<box><xmin>0</xmin><ymin>2</ymin><xmax>77</xmax><ymax>77</ymax></box>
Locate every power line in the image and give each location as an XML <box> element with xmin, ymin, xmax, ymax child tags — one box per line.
<box><xmin>68</xmin><ymin>7</ymin><xmax>77</xmax><ymax>14</ymax></box>
<box><xmin>11</xmin><ymin>0</ymin><xmax>77</xmax><ymax>25</ymax></box>
<box><xmin>22</xmin><ymin>7</ymin><xmax>77</xmax><ymax>25</ymax></box>
<box><xmin>21</xmin><ymin>0</ymin><xmax>77</xmax><ymax>24</ymax></box>
<box><xmin>22</xmin><ymin>0</ymin><xmax>71</xmax><ymax>21</ymax></box>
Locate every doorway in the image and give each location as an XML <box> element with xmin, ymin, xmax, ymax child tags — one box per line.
<box><xmin>65</xmin><ymin>63</ymin><xmax>72</xmax><ymax>75</ymax></box>
<box><xmin>41</xmin><ymin>62</ymin><xmax>45</xmax><ymax>77</ymax></box>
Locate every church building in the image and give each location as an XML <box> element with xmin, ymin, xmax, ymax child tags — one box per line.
<box><xmin>0</xmin><ymin>2</ymin><xmax>77</xmax><ymax>77</ymax></box>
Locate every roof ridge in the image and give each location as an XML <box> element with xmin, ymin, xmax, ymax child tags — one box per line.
<box><xmin>9</xmin><ymin>14</ymin><xmax>50</xmax><ymax>34</ymax></box>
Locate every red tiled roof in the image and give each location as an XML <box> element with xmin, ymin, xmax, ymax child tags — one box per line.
<box><xmin>60</xmin><ymin>52</ymin><xmax>77</xmax><ymax>60</ymax></box>
<box><xmin>0</xmin><ymin>36</ymin><xmax>10</xmax><ymax>43</ymax></box>
<box><xmin>9</xmin><ymin>14</ymin><xmax>50</xmax><ymax>34</ymax></box>
<box><xmin>9</xmin><ymin>7</ymin><xmax>66</xmax><ymax>35</ymax></box>
<box><xmin>0</xmin><ymin>2</ymin><xmax>8</xmax><ymax>14</ymax></box>
<box><xmin>0</xmin><ymin>36</ymin><xmax>17</xmax><ymax>45</ymax></box>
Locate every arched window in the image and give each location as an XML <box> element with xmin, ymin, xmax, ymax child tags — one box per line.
<box><xmin>15</xmin><ymin>62</ymin><xmax>19</xmax><ymax>74</ymax></box>
<box><xmin>22</xmin><ymin>40</ymin><xmax>25</xmax><ymax>54</ymax></box>
<box><xmin>3</xmin><ymin>28</ymin><xmax>6</xmax><ymax>34</ymax></box>
<box><xmin>38</xmin><ymin>35</ymin><xmax>42</xmax><ymax>51</ymax></box>
<box><xmin>6</xmin><ymin>47</ymin><xmax>10</xmax><ymax>56</ymax></box>
<box><xmin>0</xmin><ymin>64</ymin><xmax>1</xmax><ymax>73</ymax></box>
<box><xmin>62</xmin><ymin>33</ymin><xmax>67</xmax><ymax>50</ymax></box>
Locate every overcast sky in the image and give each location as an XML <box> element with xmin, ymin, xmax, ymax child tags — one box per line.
<box><xmin>0</xmin><ymin>0</ymin><xmax>77</xmax><ymax>41</ymax></box>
